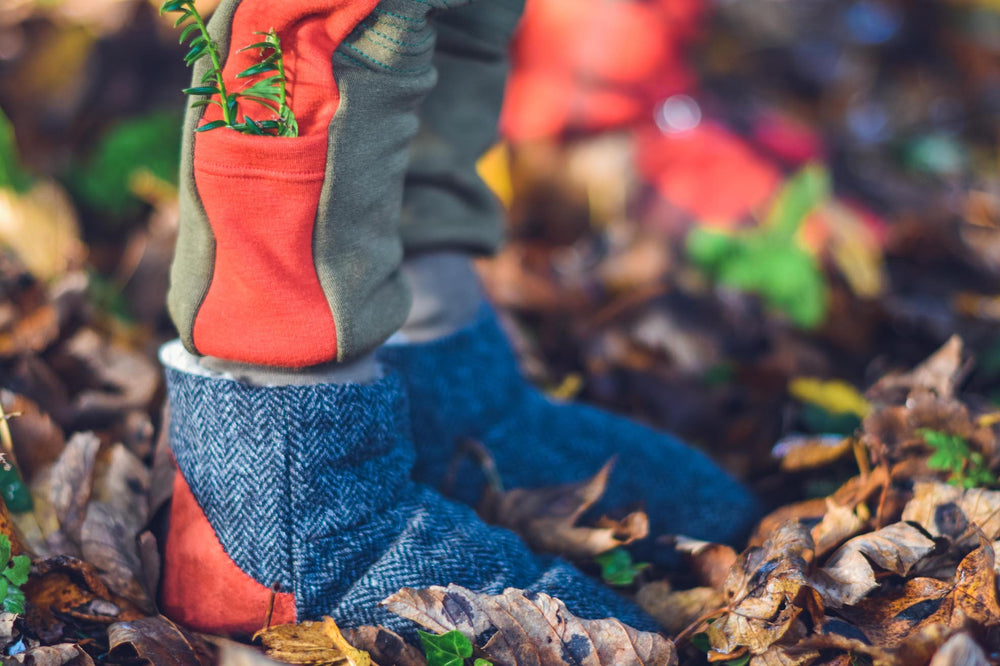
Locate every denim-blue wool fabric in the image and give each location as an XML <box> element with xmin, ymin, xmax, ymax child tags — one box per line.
<box><xmin>379</xmin><ymin>306</ymin><xmax>761</xmax><ymax>564</ymax></box>
<box><xmin>165</xmin><ymin>364</ymin><xmax>657</xmax><ymax>635</ymax></box>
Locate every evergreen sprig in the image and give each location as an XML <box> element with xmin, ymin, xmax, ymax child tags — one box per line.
<box><xmin>160</xmin><ymin>1</ymin><xmax>298</xmax><ymax>137</ymax></box>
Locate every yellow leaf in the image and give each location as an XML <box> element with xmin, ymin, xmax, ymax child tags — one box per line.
<box><xmin>0</xmin><ymin>182</ymin><xmax>84</xmax><ymax>282</ymax></box>
<box><xmin>788</xmin><ymin>377</ymin><xmax>871</xmax><ymax>419</ymax></box>
<box><xmin>475</xmin><ymin>142</ymin><xmax>513</xmax><ymax>209</ymax></box>
<box><xmin>254</xmin><ymin>617</ymin><xmax>370</xmax><ymax>666</ymax></box>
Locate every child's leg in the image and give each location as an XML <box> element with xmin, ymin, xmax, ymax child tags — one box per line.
<box><xmin>382</xmin><ymin>1</ymin><xmax>761</xmax><ymax>564</ymax></box>
<box><xmin>162</xmin><ymin>0</ymin><xmax>655</xmax><ymax>637</ymax></box>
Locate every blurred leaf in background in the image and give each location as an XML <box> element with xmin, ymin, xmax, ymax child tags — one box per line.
<box><xmin>686</xmin><ymin>164</ymin><xmax>831</xmax><ymax>328</ymax></box>
<box><xmin>65</xmin><ymin>111</ymin><xmax>182</xmax><ymax>223</ymax></box>
<box><xmin>0</xmin><ymin>107</ymin><xmax>84</xmax><ymax>281</ymax></box>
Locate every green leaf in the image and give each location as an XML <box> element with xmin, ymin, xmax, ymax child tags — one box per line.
<box><xmin>474</xmin><ymin>660</ymin><xmax>493</xmax><ymax>666</ymax></box>
<box><xmin>0</xmin><ymin>108</ymin><xmax>34</xmax><ymax>194</ymax></box>
<box><xmin>160</xmin><ymin>0</ymin><xmax>187</xmax><ymax>15</ymax></box>
<box><xmin>595</xmin><ymin>548</ymin><xmax>649</xmax><ymax>586</ymax></box>
<box><xmin>173</xmin><ymin>12</ymin><xmax>193</xmax><ymax>28</ymax></box>
<box><xmin>196</xmin><ymin>120</ymin><xmax>228</xmax><ymax>132</ymax></box>
<box><xmin>178</xmin><ymin>22</ymin><xmax>199</xmax><ymax>44</ymax></box>
<box><xmin>182</xmin><ymin>86</ymin><xmax>219</xmax><ymax>96</ymax></box>
<box><xmin>0</xmin><ymin>536</ymin><xmax>10</xmax><ymax>571</ymax></box>
<box><xmin>0</xmin><ymin>466</ymin><xmax>31</xmax><ymax>513</ymax></box>
<box><xmin>64</xmin><ymin>111</ymin><xmax>183</xmax><ymax>220</ymax></box>
<box><xmin>692</xmin><ymin>632</ymin><xmax>711</xmax><ymax>652</ymax></box>
<box><xmin>238</xmin><ymin>41</ymin><xmax>275</xmax><ymax>54</ymax></box>
<box><xmin>5</xmin><ymin>556</ymin><xmax>29</xmax><ymax>587</ymax></box>
<box><xmin>236</xmin><ymin>62</ymin><xmax>279</xmax><ymax>79</ymax></box>
<box><xmin>3</xmin><ymin>587</ymin><xmax>25</xmax><ymax>616</ymax></box>
<box><xmin>184</xmin><ymin>42</ymin><xmax>207</xmax><ymax>65</ymax></box>
<box><xmin>686</xmin><ymin>228</ymin><xmax>737</xmax><ymax>271</ymax></box>
<box><xmin>765</xmin><ymin>163</ymin><xmax>831</xmax><ymax>239</ymax></box>
<box><xmin>419</xmin><ymin>630</ymin><xmax>472</xmax><ymax>666</ymax></box>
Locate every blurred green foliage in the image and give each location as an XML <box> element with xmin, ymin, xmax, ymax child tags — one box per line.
<box><xmin>0</xmin><ymin>109</ymin><xmax>34</xmax><ymax>194</ymax></box>
<box><xmin>687</xmin><ymin>164</ymin><xmax>831</xmax><ymax>329</ymax></box>
<box><xmin>66</xmin><ymin>111</ymin><xmax>182</xmax><ymax>220</ymax></box>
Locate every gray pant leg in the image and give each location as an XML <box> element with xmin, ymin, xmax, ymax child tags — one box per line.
<box><xmin>399</xmin><ymin>0</ymin><xmax>526</xmax><ymax>257</ymax></box>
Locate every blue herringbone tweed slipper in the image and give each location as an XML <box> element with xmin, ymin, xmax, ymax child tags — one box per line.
<box><xmin>164</xmin><ymin>358</ymin><xmax>657</xmax><ymax>636</ymax></box>
<box><xmin>378</xmin><ymin>305</ymin><xmax>761</xmax><ymax>565</ymax></box>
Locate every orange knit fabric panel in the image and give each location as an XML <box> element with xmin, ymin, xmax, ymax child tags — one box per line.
<box><xmin>161</xmin><ymin>471</ymin><xmax>297</xmax><ymax>635</ymax></box>
<box><xmin>191</xmin><ymin>0</ymin><xmax>379</xmax><ymax>366</ymax></box>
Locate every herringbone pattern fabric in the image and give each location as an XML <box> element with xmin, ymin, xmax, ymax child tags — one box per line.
<box><xmin>164</xmin><ymin>360</ymin><xmax>657</xmax><ymax>635</ymax></box>
<box><xmin>378</xmin><ymin>305</ymin><xmax>762</xmax><ymax>566</ymax></box>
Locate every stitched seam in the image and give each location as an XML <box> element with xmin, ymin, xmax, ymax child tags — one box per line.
<box><xmin>338</xmin><ymin>44</ymin><xmax>427</xmax><ymax>74</ymax></box>
<box><xmin>373</xmin><ymin>8</ymin><xmax>425</xmax><ymax>25</ymax></box>
<box><xmin>361</xmin><ymin>30</ymin><xmax>435</xmax><ymax>56</ymax></box>
<box><xmin>368</xmin><ymin>25</ymin><xmax>433</xmax><ymax>48</ymax></box>
<box><xmin>195</xmin><ymin>163</ymin><xmax>326</xmax><ymax>180</ymax></box>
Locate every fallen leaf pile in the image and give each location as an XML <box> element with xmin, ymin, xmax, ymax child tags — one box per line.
<box><xmin>633</xmin><ymin>338</ymin><xmax>1000</xmax><ymax>665</ymax></box>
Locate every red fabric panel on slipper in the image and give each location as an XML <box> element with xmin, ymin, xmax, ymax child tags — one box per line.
<box><xmin>161</xmin><ymin>471</ymin><xmax>297</xmax><ymax>636</ymax></box>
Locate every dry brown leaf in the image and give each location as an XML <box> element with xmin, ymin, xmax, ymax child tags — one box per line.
<box><xmin>253</xmin><ymin>617</ymin><xmax>371</xmax><ymax>666</ymax></box>
<box><xmin>383</xmin><ymin>584</ymin><xmax>677</xmax><ymax>666</ymax></box>
<box><xmin>48</xmin><ymin>432</ymin><xmax>99</xmax><ymax>545</ymax></box>
<box><xmin>707</xmin><ymin>522</ymin><xmax>821</xmax><ymax>659</ymax></box>
<box><xmin>674</xmin><ymin>537</ymin><xmax>737</xmax><ymax>590</ymax></box>
<box><xmin>866</xmin><ymin>336</ymin><xmax>964</xmax><ymax>404</ymax></box>
<box><xmin>928</xmin><ymin>632</ymin><xmax>988</xmax><ymax>666</ymax></box>
<box><xmin>478</xmin><ymin>460</ymin><xmax>649</xmax><ymax>559</ymax></box>
<box><xmin>80</xmin><ymin>444</ymin><xmax>153</xmax><ymax>613</ymax></box>
<box><xmin>107</xmin><ymin>615</ymin><xmax>214</xmax><ymax>666</ymax></box>
<box><xmin>0</xmin><ymin>390</ymin><xmax>64</xmax><ymax>482</ymax></box>
<box><xmin>837</xmin><ymin>576</ymin><xmax>952</xmax><ymax>648</ymax></box>
<box><xmin>340</xmin><ymin>627</ymin><xmax>426</xmax><ymax>666</ymax></box>
<box><xmin>636</xmin><ymin>583</ymin><xmax>723</xmax><ymax>635</ymax></box>
<box><xmin>772</xmin><ymin>435</ymin><xmax>852</xmax><ymax>473</ymax></box>
<box><xmin>61</xmin><ymin>330</ymin><xmax>159</xmax><ymax>421</ymax></box>
<box><xmin>931</xmin><ymin>538</ymin><xmax>1000</xmax><ymax>629</ymax></box>
<box><xmin>811</xmin><ymin>522</ymin><xmax>935</xmax><ymax>607</ymax></box>
<box><xmin>810</xmin><ymin>500</ymin><xmax>866</xmax><ymax>560</ymax></box>
<box><xmin>0</xmin><ymin>303</ymin><xmax>58</xmax><ymax>358</ymax></box>
<box><xmin>24</xmin><ymin>555</ymin><xmax>144</xmax><ymax>642</ymax></box>
<box><xmin>5</xmin><ymin>643</ymin><xmax>95</xmax><ymax>666</ymax></box>
<box><xmin>749</xmin><ymin>499</ymin><xmax>828</xmax><ymax>548</ymax></box>
<box><xmin>749</xmin><ymin>644</ymin><xmax>820</xmax><ymax>666</ymax></box>
<box><xmin>902</xmin><ymin>482</ymin><xmax>1000</xmax><ymax>545</ymax></box>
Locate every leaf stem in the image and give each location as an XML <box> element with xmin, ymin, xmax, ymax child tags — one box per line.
<box><xmin>186</xmin><ymin>3</ymin><xmax>236</xmax><ymax>127</ymax></box>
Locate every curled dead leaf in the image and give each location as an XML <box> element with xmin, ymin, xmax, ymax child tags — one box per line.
<box><xmin>478</xmin><ymin>460</ymin><xmax>649</xmax><ymax>560</ymax></box>
<box><xmin>107</xmin><ymin>615</ymin><xmax>214</xmax><ymax>666</ymax></box>
<box><xmin>809</xmin><ymin>499</ymin><xmax>866</xmax><ymax>559</ymax></box>
<box><xmin>674</xmin><ymin>537</ymin><xmax>737</xmax><ymax>590</ymax></box>
<box><xmin>253</xmin><ymin>617</ymin><xmax>371</xmax><ymax>666</ymax></box>
<box><xmin>382</xmin><ymin>584</ymin><xmax>677</xmax><ymax>666</ymax></box>
<box><xmin>707</xmin><ymin>522</ymin><xmax>822</xmax><ymax>658</ymax></box>
<box><xmin>811</xmin><ymin>522</ymin><xmax>936</xmax><ymax>608</ymax></box>
<box><xmin>340</xmin><ymin>626</ymin><xmax>426</xmax><ymax>666</ymax></box>
<box><xmin>866</xmin><ymin>336</ymin><xmax>965</xmax><ymax>405</ymax></box>
<box><xmin>902</xmin><ymin>482</ymin><xmax>1000</xmax><ymax>545</ymax></box>
<box><xmin>636</xmin><ymin>583</ymin><xmax>724</xmax><ymax>635</ymax></box>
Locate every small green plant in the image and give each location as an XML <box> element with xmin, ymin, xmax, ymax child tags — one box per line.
<box><xmin>418</xmin><ymin>630</ymin><xmax>492</xmax><ymax>666</ymax></box>
<box><xmin>686</xmin><ymin>164</ymin><xmax>830</xmax><ymax>329</ymax></box>
<box><xmin>0</xmin><ymin>535</ymin><xmax>29</xmax><ymax>615</ymax></box>
<box><xmin>160</xmin><ymin>0</ymin><xmax>298</xmax><ymax>137</ymax></box>
<box><xmin>594</xmin><ymin>548</ymin><xmax>649</xmax><ymax>586</ymax></box>
<box><xmin>920</xmin><ymin>428</ymin><xmax>995</xmax><ymax>489</ymax></box>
